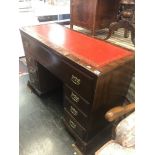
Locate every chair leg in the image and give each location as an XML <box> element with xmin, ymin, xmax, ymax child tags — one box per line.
<box><xmin>105</xmin><ymin>22</ymin><xmax>119</xmax><ymax>40</ymax></box>
<box><xmin>124</xmin><ymin>29</ymin><xmax>129</xmax><ymax>38</ymax></box>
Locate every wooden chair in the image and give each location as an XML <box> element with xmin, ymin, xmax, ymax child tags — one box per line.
<box><xmin>105</xmin><ymin>102</ymin><xmax>135</xmax><ymax>122</ymax></box>
<box><xmin>105</xmin><ymin>102</ymin><xmax>135</xmax><ymax>139</ymax></box>
<box><xmin>105</xmin><ymin>0</ymin><xmax>135</xmax><ymax>45</ymax></box>
<box><xmin>95</xmin><ymin>103</ymin><xmax>135</xmax><ymax>155</ymax></box>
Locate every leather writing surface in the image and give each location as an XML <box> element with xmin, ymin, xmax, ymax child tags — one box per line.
<box><xmin>28</xmin><ymin>24</ymin><xmax>132</xmax><ymax>67</ymax></box>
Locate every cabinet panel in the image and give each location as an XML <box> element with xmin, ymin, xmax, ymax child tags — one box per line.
<box><xmin>95</xmin><ymin>0</ymin><xmax>120</xmax><ymax>28</ymax></box>
<box><xmin>71</xmin><ymin>0</ymin><xmax>95</xmax><ymax>28</ymax></box>
<box><xmin>70</xmin><ymin>0</ymin><xmax>120</xmax><ymax>35</ymax></box>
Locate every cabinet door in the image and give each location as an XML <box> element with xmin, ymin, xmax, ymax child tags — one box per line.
<box><xmin>71</xmin><ymin>0</ymin><xmax>96</xmax><ymax>28</ymax></box>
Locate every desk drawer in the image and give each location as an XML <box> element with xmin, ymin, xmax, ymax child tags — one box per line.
<box><xmin>62</xmin><ymin>60</ymin><xmax>95</xmax><ymax>102</ymax></box>
<box><xmin>64</xmin><ymin>97</ymin><xmax>88</xmax><ymax>128</ymax></box>
<box><xmin>64</xmin><ymin>85</ymin><xmax>91</xmax><ymax>115</ymax></box>
<box><xmin>64</xmin><ymin>109</ymin><xmax>86</xmax><ymax>140</ymax></box>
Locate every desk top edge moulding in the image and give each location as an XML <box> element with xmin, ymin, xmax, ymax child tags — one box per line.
<box><xmin>20</xmin><ymin>23</ymin><xmax>135</xmax><ymax>155</ymax></box>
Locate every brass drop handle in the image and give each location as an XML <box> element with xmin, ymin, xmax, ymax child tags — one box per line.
<box><xmin>69</xmin><ymin>120</ymin><xmax>76</xmax><ymax>129</ymax></box>
<box><xmin>70</xmin><ymin>92</ymin><xmax>79</xmax><ymax>103</ymax></box>
<box><xmin>71</xmin><ymin>75</ymin><xmax>81</xmax><ymax>85</ymax></box>
<box><xmin>70</xmin><ymin>106</ymin><xmax>78</xmax><ymax>116</ymax></box>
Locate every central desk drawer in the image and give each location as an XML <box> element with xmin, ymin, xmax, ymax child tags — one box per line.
<box><xmin>64</xmin><ymin>85</ymin><xmax>91</xmax><ymax>115</ymax></box>
<box><xmin>62</xmin><ymin>60</ymin><xmax>95</xmax><ymax>102</ymax></box>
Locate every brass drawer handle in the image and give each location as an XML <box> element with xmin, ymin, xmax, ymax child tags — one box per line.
<box><xmin>69</xmin><ymin>120</ymin><xmax>76</xmax><ymax>129</ymax></box>
<box><xmin>71</xmin><ymin>75</ymin><xmax>80</xmax><ymax>85</ymax></box>
<box><xmin>70</xmin><ymin>92</ymin><xmax>79</xmax><ymax>103</ymax></box>
<box><xmin>70</xmin><ymin>106</ymin><xmax>78</xmax><ymax>116</ymax></box>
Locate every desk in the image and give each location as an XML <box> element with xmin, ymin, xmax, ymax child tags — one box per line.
<box><xmin>20</xmin><ymin>23</ymin><xmax>134</xmax><ymax>155</ymax></box>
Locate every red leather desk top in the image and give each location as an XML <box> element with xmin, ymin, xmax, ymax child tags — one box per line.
<box><xmin>28</xmin><ymin>24</ymin><xmax>132</xmax><ymax>68</ymax></box>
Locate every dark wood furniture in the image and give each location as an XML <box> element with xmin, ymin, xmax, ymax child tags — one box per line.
<box><xmin>20</xmin><ymin>23</ymin><xmax>134</xmax><ymax>155</ymax></box>
<box><xmin>70</xmin><ymin>0</ymin><xmax>120</xmax><ymax>36</ymax></box>
<box><xmin>105</xmin><ymin>0</ymin><xmax>135</xmax><ymax>44</ymax></box>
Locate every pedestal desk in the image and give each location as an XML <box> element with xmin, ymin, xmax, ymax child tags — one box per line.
<box><xmin>20</xmin><ymin>23</ymin><xmax>134</xmax><ymax>155</ymax></box>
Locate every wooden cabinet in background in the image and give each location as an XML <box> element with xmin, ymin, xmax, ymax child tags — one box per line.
<box><xmin>70</xmin><ymin>0</ymin><xmax>120</xmax><ymax>35</ymax></box>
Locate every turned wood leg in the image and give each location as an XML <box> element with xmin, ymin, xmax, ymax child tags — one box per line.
<box><xmin>105</xmin><ymin>29</ymin><xmax>114</xmax><ymax>40</ymax></box>
<box><xmin>70</xmin><ymin>24</ymin><xmax>73</xmax><ymax>29</ymax></box>
<box><xmin>91</xmin><ymin>27</ymin><xmax>96</xmax><ymax>36</ymax></box>
<box><xmin>105</xmin><ymin>22</ymin><xmax>119</xmax><ymax>40</ymax></box>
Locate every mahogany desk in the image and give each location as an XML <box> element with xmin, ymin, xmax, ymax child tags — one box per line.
<box><xmin>20</xmin><ymin>24</ymin><xmax>134</xmax><ymax>155</ymax></box>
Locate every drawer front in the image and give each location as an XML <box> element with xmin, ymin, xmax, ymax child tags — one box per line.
<box><xmin>62</xmin><ymin>60</ymin><xmax>95</xmax><ymax>102</ymax></box>
<box><xmin>64</xmin><ymin>97</ymin><xmax>88</xmax><ymax>128</ymax></box>
<box><xmin>64</xmin><ymin>109</ymin><xmax>86</xmax><ymax>140</ymax></box>
<box><xmin>64</xmin><ymin>85</ymin><xmax>91</xmax><ymax>115</ymax></box>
